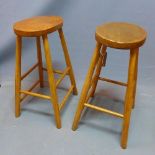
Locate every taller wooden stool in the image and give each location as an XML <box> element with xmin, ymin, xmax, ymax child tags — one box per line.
<box><xmin>13</xmin><ymin>16</ymin><xmax>78</xmax><ymax>129</ymax></box>
<box><xmin>72</xmin><ymin>22</ymin><xmax>146</xmax><ymax>148</ymax></box>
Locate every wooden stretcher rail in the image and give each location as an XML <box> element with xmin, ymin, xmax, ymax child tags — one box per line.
<box><xmin>56</xmin><ymin>67</ymin><xmax>70</xmax><ymax>87</ymax></box>
<box><xmin>99</xmin><ymin>77</ymin><xmax>127</xmax><ymax>87</ymax></box>
<box><xmin>21</xmin><ymin>63</ymin><xmax>39</xmax><ymax>80</ymax></box>
<box><xmin>59</xmin><ymin>85</ymin><xmax>74</xmax><ymax>111</ymax></box>
<box><xmin>20</xmin><ymin>90</ymin><xmax>51</xmax><ymax>100</ymax></box>
<box><xmin>84</xmin><ymin>103</ymin><xmax>124</xmax><ymax>118</ymax></box>
<box><xmin>20</xmin><ymin>80</ymin><xmax>40</xmax><ymax>102</ymax></box>
<box><xmin>42</xmin><ymin>67</ymin><xmax>69</xmax><ymax>75</ymax></box>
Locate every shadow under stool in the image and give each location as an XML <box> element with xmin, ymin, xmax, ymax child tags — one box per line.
<box><xmin>72</xmin><ymin>22</ymin><xmax>147</xmax><ymax>148</ymax></box>
<box><xmin>13</xmin><ymin>16</ymin><xmax>78</xmax><ymax>129</ymax></box>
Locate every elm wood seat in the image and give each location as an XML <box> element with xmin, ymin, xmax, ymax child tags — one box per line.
<box><xmin>95</xmin><ymin>22</ymin><xmax>146</xmax><ymax>49</ymax></box>
<box><xmin>72</xmin><ymin>22</ymin><xmax>147</xmax><ymax>149</ymax></box>
<box><xmin>13</xmin><ymin>16</ymin><xmax>63</xmax><ymax>36</ymax></box>
<box><xmin>14</xmin><ymin>16</ymin><xmax>78</xmax><ymax>129</ymax></box>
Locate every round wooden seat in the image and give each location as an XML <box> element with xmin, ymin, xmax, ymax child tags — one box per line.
<box><xmin>95</xmin><ymin>22</ymin><xmax>147</xmax><ymax>49</ymax></box>
<box><xmin>13</xmin><ymin>16</ymin><xmax>63</xmax><ymax>37</ymax></box>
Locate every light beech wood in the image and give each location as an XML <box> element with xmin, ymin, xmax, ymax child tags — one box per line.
<box><xmin>58</xmin><ymin>28</ymin><xmax>78</xmax><ymax>95</ymax></box>
<box><xmin>43</xmin><ymin>67</ymin><xmax>69</xmax><ymax>75</ymax></box>
<box><xmin>72</xmin><ymin>42</ymin><xmax>102</xmax><ymax>130</ymax></box>
<box><xmin>56</xmin><ymin>67</ymin><xmax>70</xmax><ymax>87</ymax></box>
<box><xmin>72</xmin><ymin>22</ymin><xmax>146</xmax><ymax>149</ymax></box>
<box><xmin>36</xmin><ymin>37</ymin><xmax>44</xmax><ymax>87</ymax></box>
<box><xmin>90</xmin><ymin>46</ymin><xmax>107</xmax><ymax>97</ymax></box>
<box><xmin>13</xmin><ymin>16</ymin><xmax>63</xmax><ymax>37</ymax></box>
<box><xmin>20</xmin><ymin>90</ymin><xmax>51</xmax><ymax>100</ymax></box>
<box><xmin>132</xmin><ymin>50</ymin><xmax>139</xmax><ymax>108</ymax></box>
<box><xmin>14</xmin><ymin>16</ymin><xmax>77</xmax><ymax>128</ymax></box>
<box><xmin>42</xmin><ymin>35</ymin><xmax>61</xmax><ymax>129</ymax></box>
<box><xmin>96</xmin><ymin>22</ymin><xmax>146</xmax><ymax>49</ymax></box>
<box><xmin>99</xmin><ymin>77</ymin><xmax>127</xmax><ymax>87</ymax></box>
<box><xmin>84</xmin><ymin>103</ymin><xmax>124</xmax><ymax>118</ymax></box>
<box><xmin>20</xmin><ymin>80</ymin><xmax>40</xmax><ymax>102</ymax></box>
<box><xmin>59</xmin><ymin>85</ymin><xmax>74</xmax><ymax>110</ymax></box>
<box><xmin>15</xmin><ymin>36</ymin><xmax>22</xmax><ymax>117</ymax></box>
<box><xmin>21</xmin><ymin>63</ymin><xmax>39</xmax><ymax>80</ymax></box>
<box><xmin>121</xmin><ymin>48</ymin><xmax>139</xmax><ymax>148</ymax></box>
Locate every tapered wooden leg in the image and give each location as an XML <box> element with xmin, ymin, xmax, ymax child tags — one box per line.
<box><xmin>90</xmin><ymin>46</ymin><xmax>107</xmax><ymax>97</ymax></box>
<box><xmin>15</xmin><ymin>36</ymin><xmax>22</xmax><ymax>117</ymax></box>
<box><xmin>72</xmin><ymin>42</ymin><xmax>102</xmax><ymax>130</ymax></box>
<box><xmin>42</xmin><ymin>35</ymin><xmax>61</xmax><ymax>129</ymax></box>
<box><xmin>36</xmin><ymin>37</ymin><xmax>44</xmax><ymax>88</ymax></box>
<box><xmin>121</xmin><ymin>48</ymin><xmax>139</xmax><ymax>149</ymax></box>
<box><xmin>58</xmin><ymin>28</ymin><xmax>78</xmax><ymax>95</ymax></box>
<box><xmin>132</xmin><ymin>50</ymin><xmax>139</xmax><ymax>108</ymax></box>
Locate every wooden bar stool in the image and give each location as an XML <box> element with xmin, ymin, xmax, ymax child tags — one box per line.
<box><xmin>13</xmin><ymin>16</ymin><xmax>78</xmax><ymax>129</ymax></box>
<box><xmin>72</xmin><ymin>22</ymin><xmax>146</xmax><ymax>148</ymax></box>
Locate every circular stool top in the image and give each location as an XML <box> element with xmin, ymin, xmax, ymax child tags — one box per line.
<box><xmin>95</xmin><ymin>22</ymin><xmax>147</xmax><ymax>49</ymax></box>
<box><xmin>13</xmin><ymin>16</ymin><xmax>63</xmax><ymax>37</ymax></box>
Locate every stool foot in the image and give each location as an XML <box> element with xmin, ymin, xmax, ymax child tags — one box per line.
<box><xmin>121</xmin><ymin>48</ymin><xmax>139</xmax><ymax>148</ymax></box>
<box><xmin>42</xmin><ymin>34</ymin><xmax>61</xmax><ymax>129</ymax></box>
<box><xmin>58</xmin><ymin>28</ymin><xmax>78</xmax><ymax>95</ymax></box>
<box><xmin>15</xmin><ymin>112</ymin><xmax>21</xmax><ymax>118</ymax></box>
<box><xmin>72</xmin><ymin>42</ymin><xmax>102</xmax><ymax>130</ymax></box>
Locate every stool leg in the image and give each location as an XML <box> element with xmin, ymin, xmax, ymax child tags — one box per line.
<box><xmin>72</xmin><ymin>42</ymin><xmax>102</xmax><ymax>130</ymax></box>
<box><xmin>15</xmin><ymin>36</ymin><xmax>22</xmax><ymax>117</ymax></box>
<box><xmin>58</xmin><ymin>28</ymin><xmax>78</xmax><ymax>95</ymax></box>
<box><xmin>132</xmin><ymin>50</ymin><xmax>139</xmax><ymax>109</ymax></box>
<box><xmin>36</xmin><ymin>37</ymin><xmax>44</xmax><ymax>88</ymax></box>
<box><xmin>90</xmin><ymin>46</ymin><xmax>107</xmax><ymax>97</ymax></box>
<box><xmin>121</xmin><ymin>48</ymin><xmax>139</xmax><ymax>149</ymax></box>
<box><xmin>42</xmin><ymin>35</ymin><xmax>61</xmax><ymax>129</ymax></box>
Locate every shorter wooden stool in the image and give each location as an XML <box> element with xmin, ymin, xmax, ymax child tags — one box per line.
<box><xmin>13</xmin><ymin>16</ymin><xmax>78</xmax><ymax>129</ymax></box>
<box><xmin>72</xmin><ymin>22</ymin><xmax>146</xmax><ymax>148</ymax></box>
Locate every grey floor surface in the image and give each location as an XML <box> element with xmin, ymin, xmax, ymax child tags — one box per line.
<box><xmin>0</xmin><ymin>0</ymin><xmax>155</xmax><ymax>154</ymax></box>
